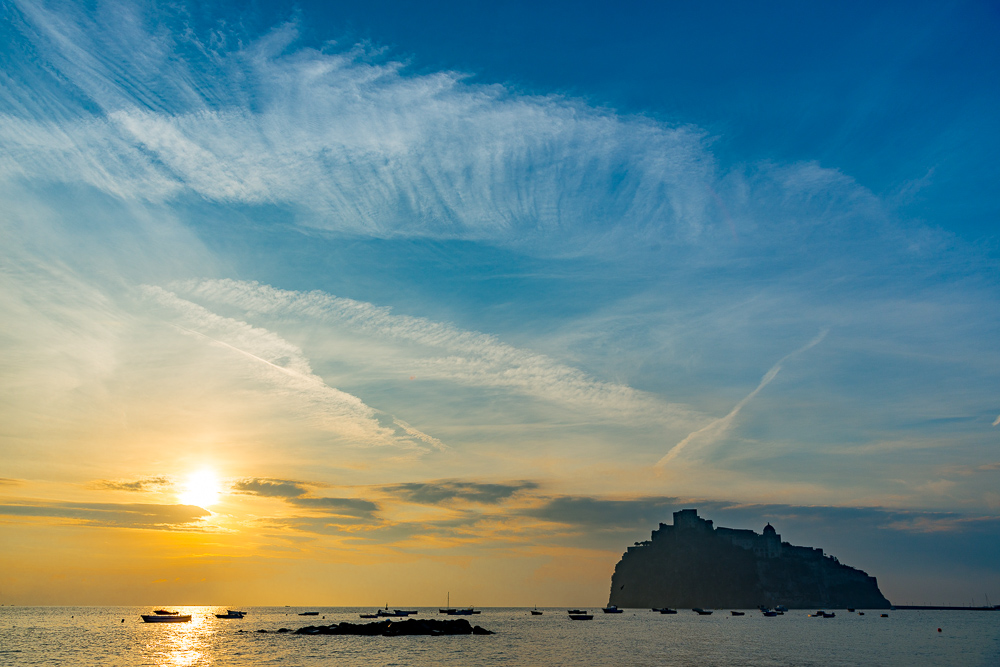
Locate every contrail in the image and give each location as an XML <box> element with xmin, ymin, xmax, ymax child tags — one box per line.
<box><xmin>656</xmin><ymin>329</ymin><xmax>829</xmax><ymax>467</ymax></box>
<box><xmin>168</xmin><ymin>323</ymin><xmax>313</xmax><ymax>383</ymax></box>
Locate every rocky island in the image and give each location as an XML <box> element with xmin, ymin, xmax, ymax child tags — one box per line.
<box><xmin>609</xmin><ymin>509</ymin><xmax>891</xmax><ymax>609</ymax></box>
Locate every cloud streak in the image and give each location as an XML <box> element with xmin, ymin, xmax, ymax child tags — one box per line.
<box><xmin>172</xmin><ymin>279</ymin><xmax>694</xmax><ymax>425</ymax></box>
<box><xmin>232</xmin><ymin>478</ymin><xmax>309</xmax><ymax>498</ymax></box>
<box><xmin>383</xmin><ymin>480</ymin><xmax>538</xmax><ymax>505</ymax></box>
<box><xmin>0</xmin><ymin>500</ymin><xmax>211</xmax><ymax>529</ymax></box>
<box><xmin>656</xmin><ymin>330</ymin><xmax>829</xmax><ymax>466</ymax></box>
<box><xmin>141</xmin><ymin>284</ymin><xmax>447</xmax><ymax>453</ymax></box>
<box><xmin>94</xmin><ymin>476</ymin><xmax>172</xmax><ymax>492</ymax></box>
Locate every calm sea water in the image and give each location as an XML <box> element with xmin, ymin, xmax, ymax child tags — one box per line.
<box><xmin>1</xmin><ymin>606</ymin><xmax>998</xmax><ymax>666</ymax></box>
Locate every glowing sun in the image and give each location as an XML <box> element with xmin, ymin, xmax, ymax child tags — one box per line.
<box><xmin>178</xmin><ymin>469</ymin><xmax>221</xmax><ymax>508</ymax></box>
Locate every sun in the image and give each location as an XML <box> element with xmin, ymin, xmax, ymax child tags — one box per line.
<box><xmin>178</xmin><ymin>469</ymin><xmax>221</xmax><ymax>508</ymax></box>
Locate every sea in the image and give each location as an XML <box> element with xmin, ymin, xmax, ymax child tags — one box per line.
<box><xmin>1</xmin><ymin>606</ymin><xmax>998</xmax><ymax>666</ymax></box>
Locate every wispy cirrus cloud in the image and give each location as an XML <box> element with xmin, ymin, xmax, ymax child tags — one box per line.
<box><xmin>140</xmin><ymin>284</ymin><xmax>447</xmax><ymax>454</ymax></box>
<box><xmin>3</xmin><ymin>0</ymin><xmax>722</xmax><ymax>257</ymax></box>
<box><xmin>170</xmin><ymin>279</ymin><xmax>697</xmax><ymax>426</ymax></box>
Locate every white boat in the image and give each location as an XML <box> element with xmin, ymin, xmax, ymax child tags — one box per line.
<box><xmin>142</xmin><ymin>614</ymin><xmax>191</xmax><ymax>623</ymax></box>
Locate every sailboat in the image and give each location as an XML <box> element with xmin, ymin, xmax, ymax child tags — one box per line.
<box><xmin>439</xmin><ymin>592</ymin><xmax>457</xmax><ymax>614</ymax></box>
<box><xmin>530</xmin><ymin>604</ymin><xmax>543</xmax><ymax>615</ymax></box>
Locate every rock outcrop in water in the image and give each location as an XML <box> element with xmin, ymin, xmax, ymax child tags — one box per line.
<box><xmin>294</xmin><ymin>618</ymin><xmax>494</xmax><ymax>635</ymax></box>
<box><xmin>609</xmin><ymin>509</ymin><xmax>891</xmax><ymax>609</ymax></box>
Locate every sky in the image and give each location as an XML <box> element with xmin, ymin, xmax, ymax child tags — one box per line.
<box><xmin>1</xmin><ymin>0</ymin><xmax>999</xmax><ymax>607</ymax></box>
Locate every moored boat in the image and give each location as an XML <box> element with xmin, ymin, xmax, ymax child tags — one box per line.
<box><xmin>602</xmin><ymin>605</ymin><xmax>624</xmax><ymax>614</ymax></box>
<box><xmin>731</xmin><ymin>611</ymin><xmax>745</xmax><ymax>616</ymax></box>
<box><xmin>568</xmin><ymin>613</ymin><xmax>593</xmax><ymax>620</ymax></box>
<box><xmin>659</xmin><ymin>608</ymin><xmax>677</xmax><ymax>614</ymax></box>
<box><xmin>445</xmin><ymin>607</ymin><xmax>479</xmax><ymax>615</ymax></box>
<box><xmin>215</xmin><ymin>610</ymin><xmax>245</xmax><ymax>619</ymax></box>
<box><xmin>299</xmin><ymin>611</ymin><xmax>319</xmax><ymax>616</ymax></box>
<box><xmin>377</xmin><ymin>609</ymin><xmax>414</xmax><ymax>617</ymax></box>
<box><xmin>142</xmin><ymin>614</ymin><xmax>191</xmax><ymax>623</ymax></box>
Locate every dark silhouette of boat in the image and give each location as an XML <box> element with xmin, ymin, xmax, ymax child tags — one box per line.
<box><xmin>568</xmin><ymin>613</ymin><xmax>593</xmax><ymax>620</ymax></box>
<box><xmin>567</xmin><ymin>609</ymin><xmax>588</xmax><ymax>615</ymax></box>
<box><xmin>299</xmin><ymin>611</ymin><xmax>319</xmax><ymax>616</ymax></box>
<box><xmin>659</xmin><ymin>608</ymin><xmax>677</xmax><ymax>614</ymax></box>
<box><xmin>359</xmin><ymin>613</ymin><xmax>378</xmax><ymax>619</ymax></box>
<box><xmin>153</xmin><ymin>609</ymin><xmax>178</xmax><ymax>615</ymax></box>
<box><xmin>762</xmin><ymin>610</ymin><xmax>778</xmax><ymax>617</ymax></box>
<box><xmin>215</xmin><ymin>610</ymin><xmax>245</xmax><ymax>619</ymax></box>
<box><xmin>731</xmin><ymin>611</ymin><xmax>745</xmax><ymax>616</ymax></box>
<box><xmin>692</xmin><ymin>608</ymin><xmax>713</xmax><ymax>615</ymax></box>
<box><xmin>601</xmin><ymin>605</ymin><xmax>624</xmax><ymax>614</ymax></box>
<box><xmin>530</xmin><ymin>605</ymin><xmax>543</xmax><ymax>615</ymax></box>
<box><xmin>809</xmin><ymin>610</ymin><xmax>835</xmax><ymax>618</ymax></box>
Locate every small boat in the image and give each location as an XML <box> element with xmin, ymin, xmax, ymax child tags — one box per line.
<box><xmin>762</xmin><ymin>610</ymin><xmax>777</xmax><ymax>617</ymax></box>
<box><xmin>530</xmin><ymin>605</ymin><xmax>543</xmax><ymax>615</ymax></box>
<box><xmin>659</xmin><ymin>608</ymin><xmax>677</xmax><ymax>614</ymax></box>
<box><xmin>731</xmin><ymin>611</ymin><xmax>745</xmax><ymax>616</ymax></box>
<box><xmin>359</xmin><ymin>614</ymin><xmax>378</xmax><ymax>619</ymax></box>
<box><xmin>215</xmin><ymin>610</ymin><xmax>245</xmax><ymax>619</ymax></box>
<box><xmin>858</xmin><ymin>612</ymin><xmax>865</xmax><ymax>615</ymax></box>
<box><xmin>153</xmin><ymin>609</ymin><xmax>179</xmax><ymax>615</ymax></box>
<box><xmin>847</xmin><ymin>608</ymin><xmax>855</xmax><ymax>612</ymax></box>
<box><xmin>439</xmin><ymin>592</ymin><xmax>460</xmax><ymax>614</ymax></box>
<box><xmin>567</xmin><ymin>609</ymin><xmax>588</xmax><ymax>615</ymax></box>
<box><xmin>568</xmin><ymin>613</ymin><xmax>593</xmax><ymax>620</ymax></box>
<box><xmin>445</xmin><ymin>607</ymin><xmax>479</xmax><ymax>615</ymax></box>
<box><xmin>692</xmin><ymin>608</ymin><xmax>713</xmax><ymax>615</ymax></box>
<box><xmin>142</xmin><ymin>614</ymin><xmax>191</xmax><ymax>623</ymax></box>
<box><xmin>378</xmin><ymin>608</ymin><xmax>417</xmax><ymax>616</ymax></box>
<box><xmin>602</xmin><ymin>605</ymin><xmax>624</xmax><ymax>614</ymax></box>
<box><xmin>299</xmin><ymin>611</ymin><xmax>320</xmax><ymax>616</ymax></box>
<box><xmin>880</xmin><ymin>613</ymin><xmax>888</xmax><ymax>617</ymax></box>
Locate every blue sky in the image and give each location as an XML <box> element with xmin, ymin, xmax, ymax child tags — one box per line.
<box><xmin>1</xmin><ymin>0</ymin><xmax>998</xmax><ymax>605</ymax></box>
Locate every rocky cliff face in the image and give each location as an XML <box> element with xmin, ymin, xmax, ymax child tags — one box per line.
<box><xmin>608</xmin><ymin>509</ymin><xmax>890</xmax><ymax>609</ymax></box>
